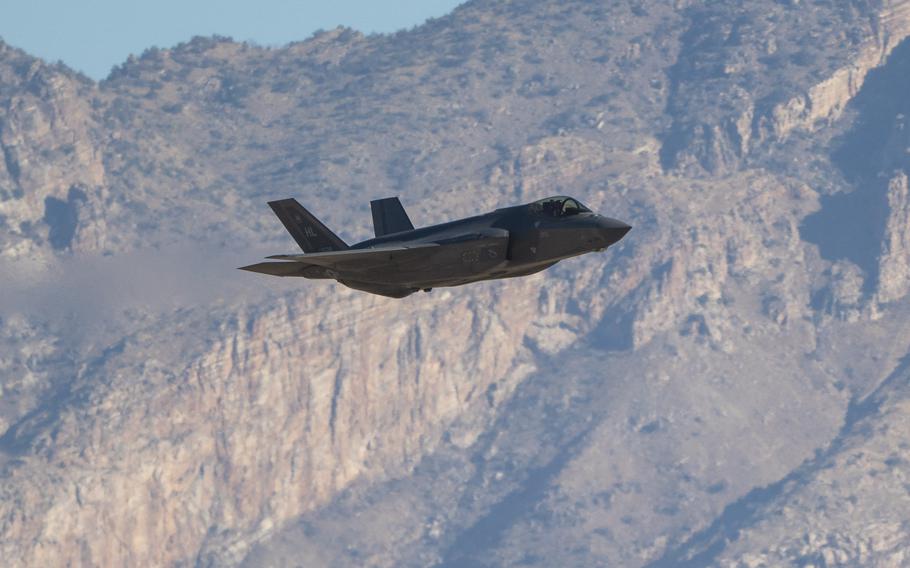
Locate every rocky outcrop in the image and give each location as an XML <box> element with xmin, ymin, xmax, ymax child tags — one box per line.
<box><xmin>633</xmin><ymin>174</ymin><xmax>817</xmax><ymax>349</ymax></box>
<box><xmin>764</xmin><ymin>0</ymin><xmax>910</xmax><ymax>140</ymax></box>
<box><xmin>0</xmin><ymin>46</ymin><xmax>106</xmax><ymax>258</ymax></box>
<box><xmin>662</xmin><ymin>0</ymin><xmax>910</xmax><ymax>175</ymax></box>
<box><xmin>0</xmin><ymin>282</ymin><xmax>548</xmax><ymax>566</ymax></box>
<box><xmin>815</xmin><ymin>261</ymin><xmax>867</xmax><ymax>321</ymax></box>
<box><xmin>877</xmin><ymin>172</ymin><xmax>910</xmax><ymax>303</ymax></box>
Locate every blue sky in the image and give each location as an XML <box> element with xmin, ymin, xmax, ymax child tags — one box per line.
<box><xmin>0</xmin><ymin>0</ymin><xmax>466</xmax><ymax>80</ymax></box>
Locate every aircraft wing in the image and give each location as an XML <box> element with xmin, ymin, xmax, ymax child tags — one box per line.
<box><xmin>264</xmin><ymin>243</ymin><xmax>440</xmax><ymax>270</ymax></box>
<box><xmin>241</xmin><ymin>229</ymin><xmax>510</xmax><ymax>280</ymax></box>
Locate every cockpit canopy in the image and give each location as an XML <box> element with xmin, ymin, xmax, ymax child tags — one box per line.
<box><xmin>529</xmin><ymin>196</ymin><xmax>592</xmax><ymax>218</ymax></box>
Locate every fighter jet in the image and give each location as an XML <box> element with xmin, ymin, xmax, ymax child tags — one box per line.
<box><xmin>240</xmin><ymin>195</ymin><xmax>631</xmax><ymax>298</ymax></box>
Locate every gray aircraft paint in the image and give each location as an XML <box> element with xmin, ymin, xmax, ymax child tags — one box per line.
<box><xmin>240</xmin><ymin>196</ymin><xmax>631</xmax><ymax>298</ymax></box>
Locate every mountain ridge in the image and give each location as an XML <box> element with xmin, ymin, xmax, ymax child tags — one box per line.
<box><xmin>2</xmin><ymin>0</ymin><xmax>910</xmax><ymax>565</ymax></box>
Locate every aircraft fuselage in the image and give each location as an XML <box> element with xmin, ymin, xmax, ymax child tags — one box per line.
<box><xmin>240</xmin><ymin>196</ymin><xmax>631</xmax><ymax>298</ymax></box>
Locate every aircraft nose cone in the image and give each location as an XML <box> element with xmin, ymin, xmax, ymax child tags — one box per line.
<box><xmin>598</xmin><ymin>217</ymin><xmax>632</xmax><ymax>245</ymax></box>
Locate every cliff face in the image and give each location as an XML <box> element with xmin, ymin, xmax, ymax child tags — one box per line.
<box><xmin>3</xmin><ymin>0</ymin><xmax>910</xmax><ymax>566</ymax></box>
<box><xmin>878</xmin><ymin>172</ymin><xmax>910</xmax><ymax>303</ymax></box>
<box><xmin>660</xmin><ymin>0</ymin><xmax>910</xmax><ymax>175</ymax></box>
<box><xmin>1</xmin><ymin>285</ymin><xmax>545</xmax><ymax>566</ymax></box>
<box><xmin>0</xmin><ymin>44</ymin><xmax>105</xmax><ymax>258</ymax></box>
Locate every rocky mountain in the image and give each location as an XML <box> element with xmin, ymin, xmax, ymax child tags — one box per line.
<box><xmin>2</xmin><ymin>0</ymin><xmax>910</xmax><ymax>566</ymax></box>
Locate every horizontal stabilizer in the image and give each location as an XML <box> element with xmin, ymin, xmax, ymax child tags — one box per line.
<box><xmin>370</xmin><ymin>197</ymin><xmax>414</xmax><ymax>237</ymax></box>
<box><xmin>238</xmin><ymin>262</ymin><xmax>309</xmax><ymax>277</ymax></box>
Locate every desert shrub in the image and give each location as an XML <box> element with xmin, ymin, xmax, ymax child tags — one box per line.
<box><xmin>104</xmin><ymin>97</ymin><xmax>136</xmax><ymax>125</ymax></box>
<box><xmin>212</xmin><ymin>74</ymin><xmax>251</xmax><ymax>107</ymax></box>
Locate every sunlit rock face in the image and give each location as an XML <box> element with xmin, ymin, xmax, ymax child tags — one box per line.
<box><xmin>3</xmin><ymin>1</ymin><xmax>910</xmax><ymax>566</ymax></box>
<box><xmin>0</xmin><ymin>44</ymin><xmax>106</xmax><ymax>259</ymax></box>
<box><xmin>878</xmin><ymin>172</ymin><xmax>910</xmax><ymax>303</ymax></box>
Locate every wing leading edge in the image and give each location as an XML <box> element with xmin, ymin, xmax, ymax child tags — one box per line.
<box><xmin>238</xmin><ymin>243</ymin><xmax>441</xmax><ymax>277</ymax></box>
<box><xmin>266</xmin><ymin>242</ymin><xmax>438</xmax><ymax>267</ymax></box>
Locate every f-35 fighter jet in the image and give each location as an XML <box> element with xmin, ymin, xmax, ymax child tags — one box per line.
<box><xmin>240</xmin><ymin>196</ymin><xmax>631</xmax><ymax>298</ymax></box>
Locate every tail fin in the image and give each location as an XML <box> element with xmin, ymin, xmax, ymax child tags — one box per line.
<box><xmin>370</xmin><ymin>197</ymin><xmax>415</xmax><ymax>237</ymax></box>
<box><xmin>268</xmin><ymin>199</ymin><xmax>348</xmax><ymax>253</ymax></box>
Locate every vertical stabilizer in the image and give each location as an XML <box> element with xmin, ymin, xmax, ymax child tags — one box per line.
<box><xmin>267</xmin><ymin>199</ymin><xmax>348</xmax><ymax>253</ymax></box>
<box><xmin>370</xmin><ymin>197</ymin><xmax>415</xmax><ymax>237</ymax></box>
